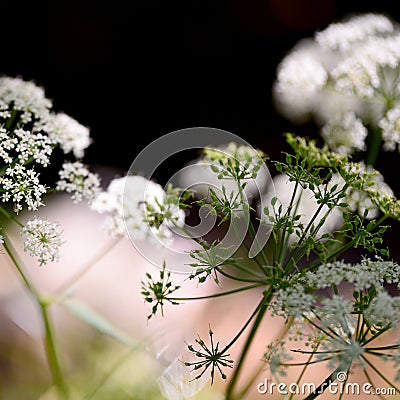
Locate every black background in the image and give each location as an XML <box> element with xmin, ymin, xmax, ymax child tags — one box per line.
<box><xmin>2</xmin><ymin>1</ymin><xmax>400</xmax><ymax>169</ymax></box>
<box><xmin>2</xmin><ymin>1</ymin><xmax>400</xmax><ymax>258</ymax></box>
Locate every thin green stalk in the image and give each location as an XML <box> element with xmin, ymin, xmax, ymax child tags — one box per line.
<box><xmin>225</xmin><ymin>290</ymin><xmax>273</xmax><ymax>400</ymax></box>
<box><xmin>56</xmin><ymin>236</ymin><xmax>122</xmax><ymax>296</ymax></box>
<box><xmin>306</xmin><ymin>215</ymin><xmax>389</xmax><ymax>271</ymax></box>
<box><xmin>361</xmin><ymin>355</ymin><xmax>400</xmax><ymax>393</ymax></box>
<box><xmin>41</xmin><ymin>303</ymin><xmax>68</xmax><ymax>399</ymax></box>
<box><xmin>0</xmin><ymin>204</ymin><xmax>23</xmax><ymax>227</ymax></box>
<box><xmin>247</xmin><ymin>220</ymin><xmax>269</xmax><ymax>268</ymax></box>
<box><xmin>170</xmin><ymin>283</ymin><xmax>263</xmax><ymax>301</ymax></box>
<box><xmin>236</xmin><ymin>316</ymin><xmax>295</xmax><ymax>400</ymax></box>
<box><xmin>3</xmin><ymin>236</ymin><xmax>68</xmax><ymax>399</ymax></box>
<box><xmin>216</xmin><ymin>267</ymin><xmax>265</xmax><ymax>284</ymax></box>
<box><xmin>288</xmin><ymin>345</ymin><xmax>319</xmax><ymax>400</ymax></box>
<box><xmin>366</xmin><ymin>128</ymin><xmax>382</xmax><ymax>167</ymax></box>
<box><xmin>303</xmin><ymin>366</ymin><xmax>343</xmax><ymax>400</ymax></box>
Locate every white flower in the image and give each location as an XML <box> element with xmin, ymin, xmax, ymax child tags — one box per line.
<box><xmin>49</xmin><ymin>113</ymin><xmax>91</xmax><ymax>158</ymax></box>
<box><xmin>343</xmin><ymin>164</ymin><xmax>394</xmax><ymax>219</ymax></box>
<box><xmin>273</xmin><ymin>43</ymin><xmax>328</xmax><ymax>122</ymax></box>
<box><xmin>91</xmin><ymin>175</ymin><xmax>185</xmax><ymax>246</ymax></box>
<box><xmin>273</xmin><ymin>12</ymin><xmax>400</xmax><ymax>134</ymax></box>
<box><xmin>21</xmin><ymin>217</ymin><xmax>64</xmax><ymax>266</ymax></box>
<box><xmin>0</xmin><ymin>76</ymin><xmax>52</xmax><ymax>123</ymax></box>
<box><xmin>0</xmin><ymin>164</ymin><xmax>47</xmax><ymax>214</ymax></box>
<box><xmin>56</xmin><ymin>162</ymin><xmax>101</xmax><ymax>204</ymax></box>
<box><xmin>364</xmin><ymin>291</ymin><xmax>400</xmax><ymax>327</ymax></box>
<box><xmin>321</xmin><ymin>112</ymin><xmax>368</xmax><ymax>154</ymax></box>
<box><xmin>378</xmin><ymin>107</ymin><xmax>400</xmax><ymax>151</ymax></box>
<box><xmin>332</xmin><ymin>56</ymin><xmax>379</xmax><ymax>98</ymax></box>
<box><xmin>315</xmin><ymin>13</ymin><xmax>393</xmax><ymax>51</ymax></box>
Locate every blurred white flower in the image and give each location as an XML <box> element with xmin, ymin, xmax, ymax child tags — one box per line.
<box><xmin>91</xmin><ymin>175</ymin><xmax>185</xmax><ymax>246</ymax></box>
<box><xmin>320</xmin><ymin>112</ymin><xmax>368</xmax><ymax>155</ymax></box>
<box><xmin>49</xmin><ymin>113</ymin><xmax>91</xmax><ymax>158</ymax></box>
<box><xmin>273</xmin><ymin>43</ymin><xmax>328</xmax><ymax>123</ymax></box>
<box><xmin>315</xmin><ymin>13</ymin><xmax>393</xmax><ymax>51</ymax></box>
<box><xmin>378</xmin><ymin>106</ymin><xmax>400</xmax><ymax>151</ymax></box>
<box><xmin>273</xmin><ymin>12</ymin><xmax>400</xmax><ymax>157</ymax></box>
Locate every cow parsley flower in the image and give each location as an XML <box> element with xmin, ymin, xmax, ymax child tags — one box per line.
<box><xmin>56</xmin><ymin>162</ymin><xmax>101</xmax><ymax>204</ymax></box>
<box><xmin>0</xmin><ymin>76</ymin><xmax>52</xmax><ymax>123</ymax></box>
<box><xmin>378</xmin><ymin>106</ymin><xmax>400</xmax><ymax>151</ymax></box>
<box><xmin>91</xmin><ymin>175</ymin><xmax>185</xmax><ymax>245</ymax></box>
<box><xmin>0</xmin><ymin>164</ymin><xmax>47</xmax><ymax>214</ymax></box>
<box><xmin>21</xmin><ymin>217</ymin><xmax>64</xmax><ymax>266</ymax></box>
<box><xmin>49</xmin><ymin>113</ymin><xmax>91</xmax><ymax>158</ymax></box>
<box><xmin>273</xmin><ymin>12</ymin><xmax>400</xmax><ymax>162</ymax></box>
<box><xmin>315</xmin><ymin>13</ymin><xmax>394</xmax><ymax>51</ymax></box>
<box><xmin>273</xmin><ymin>45</ymin><xmax>328</xmax><ymax>122</ymax></box>
<box><xmin>321</xmin><ymin>112</ymin><xmax>367</xmax><ymax>155</ymax></box>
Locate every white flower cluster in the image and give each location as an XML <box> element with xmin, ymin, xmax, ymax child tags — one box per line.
<box><xmin>56</xmin><ymin>162</ymin><xmax>100</xmax><ymax>204</ymax></box>
<box><xmin>49</xmin><ymin>113</ymin><xmax>91</xmax><ymax>158</ymax></box>
<box><xmin>0</xmin><ymin>76</ymin><xmax>95</xmax><ymax>212</ymax></box>
<box><xmin>0</xmin><ymin>164</ymin><xmax>47</xmax><ymax>213</ymax></box>
<box><xmin>321</xmin><ymin>112</ymin><xmax>367</xmax><ymax>155</ymax></box>
<box><xmin>378</xmin><ymin>106</ymin><xmax>400</xmax><ymax>151</ymax></box>
<box><xmin>91</xmin><ymin>175</ymin><xmax>185</xmax><ymax>246</ymax></box>
<box><xmin>305</xmin><ymin>257</ymin><xmax>400</xmax><ymax>291</ymax></box>
<box><xmin>20</xmin><ymin>217</ymin><xmax>64</xmax><ymax>266</ymax></box>
<box><xmin>273</xmin><ymin>13</ymin><xmax>400</xmax><ymax>155</ymax></box>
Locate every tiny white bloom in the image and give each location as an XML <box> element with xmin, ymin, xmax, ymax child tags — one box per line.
<box><xmin>56</xmin><ymin>162</ymin><xmax>101</xmax><ymax>204</ymax></box>
<box><xmin>21</xmin><ymin>217</ymin><xmax>64</xmax><ymax>266</ymax></box>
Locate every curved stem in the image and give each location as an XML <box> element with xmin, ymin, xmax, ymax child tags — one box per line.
<box><xmin>225</xmin><ymin>289</ymin><xmax>273</xmax><ymax>400</ymax></box>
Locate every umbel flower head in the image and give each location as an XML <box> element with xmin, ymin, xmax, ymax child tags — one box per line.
<box><xmin>0</xmin><ymin>76</ymin><xmax>98</xmax><ymax>213</ymax></box>
<box><xmin>273</xmin><ymin>13</ymin><xmax>400</xmax><ymax>156</ymax></box>
<box><xmin>20</xmin><ymin>217</ymin><xmax>64</xmax><ymax>266</ymax></box>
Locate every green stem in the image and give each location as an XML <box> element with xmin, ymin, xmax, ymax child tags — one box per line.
<box><xmin>56</xmin><ymin>237</ymin><xmax>122</xmax><ymax>296</ymax></box>
<box><xmin>236</xmin><ymin>315</ymin><xmax>295</xmax><ymax>400</ymax></box>
<box><xmin>171</xmin><ymin>283</ymin><xmax>263</xmax><ymax>301</ymax></box>
<box><xmin>3</xmin><ymin>236</ymin><xmax>68</xmax><ymax>398</ymax></box>
<box><xmin>225</xmin><ymin>290</ymin><xmax>273</xmax><ymax>400</ymax></box>
<box><xmin>303</xmin><ymin>366</ymin><xmax>343</xmax><ymax>400</ymax></box>
<box><xmin>366</xmin><ymin>128</ymin><xmax>382</xmax><ymax>167</ymax></box>
<box><xmin>0</xmin><ymin>204</ymin><xmax>23</xmax><ymax>227</ymax></box>
<box><xmin>41</xmin><ymin>302</ymin><xmax>68</xmax><ymax>399</ymax></box>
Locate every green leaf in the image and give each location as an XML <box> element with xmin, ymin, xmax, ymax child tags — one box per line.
<box><xmin>63</xmin><ymin>299</ymin><xmax>136</xmax><ymax>347</ymax></box>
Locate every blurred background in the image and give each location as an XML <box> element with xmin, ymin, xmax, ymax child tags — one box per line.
<box><xmin>2</xmin><ymin>0</ymin><xmax>400</xmax><ymax>172</ymax></box>
<box><xmin>1</xmin><ymin>1</ymin><xmax>400</xmax><ymax>399</ymax></box>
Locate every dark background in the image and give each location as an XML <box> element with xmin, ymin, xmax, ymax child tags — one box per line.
<box><xmin>3</xmin><ymin>1</ymin><xmax>400</xmax><ymax>169</ymax></box>
<box><xmin>2</xmin><ymin>0</ymin><xmax>400</xmax><ymax>257</ymax></box>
